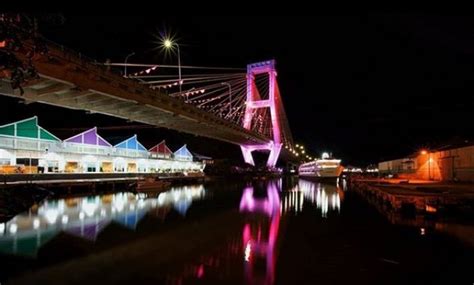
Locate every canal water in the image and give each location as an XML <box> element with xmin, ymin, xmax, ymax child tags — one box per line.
<box><xmin>0</xmin><ymin>177</ymin><xmax>472</xmax><ymax>285</ymax></box>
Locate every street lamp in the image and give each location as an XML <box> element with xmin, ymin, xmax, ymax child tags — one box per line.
<box><xmin>420</xmin><ymin>149</ymin><xmax>431</xmax><ymax>180</ymax></box>
<box><xmin>163</xmin><ymin>38</ymin><xmax>182</xmax><ymax>94</ymax></box>
<box><xmin>221</xmin><ymin>82</ymin><xmax>232</xmax><ymax>116</ymax></box>
<box><xmin>428</xmin><ymin>152</ymin><xmax>432</xmax><ymax>180</ymax></box>
<box><xmin>124</xmin><ymin>52</ymin><xmax>135</xmax><ymax>77</ymax></box>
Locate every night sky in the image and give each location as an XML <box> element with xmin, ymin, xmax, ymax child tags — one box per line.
<box><xmin>3</xmin><ymin>14</ymin><xmax>474</xmax><ymax>166</ymax></box>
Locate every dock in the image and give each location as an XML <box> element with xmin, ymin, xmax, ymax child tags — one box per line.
<box><xmin>349</xmin><ymin>178</ymin><xmax>474</xmax><ymax>217</ymax></box>
<box><xmin>0</xmin><ymin>173</ymin><xmax>206</xmax><ymax>190</ymax></box>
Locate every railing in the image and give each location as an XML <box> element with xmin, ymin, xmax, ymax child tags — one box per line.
<box><xmin>149</xmin><ymin>153</ymin><xmax>173</xmax><ymax>160</ymax></box>
<box><xmin>0</xmin><ymin>137</ymin><xmax>183</xmax><ymax>161</ymax></box>
<box><xmin>174</xmin><ymin>155</ymin><xmax>193</xmax><ymax>162</ymax></box>
<box><xmin>62</xmin><ymin>142</ymin><xmax>114</xmax><ymax>156</ymax></box>
<box><xmin>115</xmin><ymin>148</ymin><xmax>149</xmax><ymax>158</ymax></box>
<box><xmin>0</xmin><ymin>137</ymin><xmax>62</xmax><ymax>152</ymax></box>
<box><xmin>0</xmin><ymin>137</ymin><xmax>14</xmax><ymax>149</ymax></box>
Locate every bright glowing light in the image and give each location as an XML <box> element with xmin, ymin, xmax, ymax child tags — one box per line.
<box><xmin>79</xmin><ymin>212</ymin><xmax>85</xmax><ymax>220</ymax></box>
<box><xmin>62</xmin><ymin>215</ymin><xmax>69</xmax><ymax>224</ymax></box>
<box><xmin>173</xmin><ymin>191</ymin><xmax>181</xmax><ymax>202</ymax></box>
<box><xmin>420</xmin><ymin>150</ymin><xmax>428</xmax><ymax>155</ymax></box>
<box><xmin>9</xmin><ymin>223</ymin><xmax>17</xmax><ymax>234</ymax></box>
<box><xmin>426</xmin><ymin>205</ymin><xmax>437</xmax><ymax>213</ymax></box>
<box><xmin>82</xmin><ymin>201</ymin><xmax>97</xmax><ymax>217</ymax></box>
<box><xmin>113</xmin><ymin>194</ymin><xmax>126</xmax><ymax>212</ymax></box>
<box><xmin>420</xmin><ymin>228</ymin><xmax>425</xmax><ymax>235</ymax></box>
<box><xmin>158</xmin><ymin>192</ymin><xmax>166</xmax><ymax>205</ymax></box>
<box><xmin>296</xmin><ymin>144</ymin><xmax>300</xmax><ymax>147</ymax></box>
<box><xmin>45</xmin><ymin>209</ymin><xmax>59</xmax><ymax>224</ymax></box>
<box><xmin>164</xmin><ymin>39</ymin><xmax>173</xmax><ymax>48</ymax></box>
<box><xmin>33</xmin><ymin>218</ymin><xmax>40</xmax><ymax>229</ymax></box>
<box><xmin>0</xmin><ymin>223</ymin><xmax>4</xmax><ymax>234</ymax></box>
<box><xmin>244</xmin><ymin>241</ymin><xmax>251</xmax><ymax>262</ymax></box>
<box><xmin>322</xmin><ymin>152</ymin><xmax>330</xmax><ymax>159</ymax></box>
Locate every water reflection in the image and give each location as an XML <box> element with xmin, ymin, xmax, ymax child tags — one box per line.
<box><xmin>0</xmin><ymin>185</ymin><xmax>205</xmax><ymax>257</ymax></box>
<box><xmin>240</xmin><ymin>180</ymin><xmax>280</xmax><ymax>285</ymax></box>
<box><xmin>282</xmin><ymin>179</ymin><xmax>343</xmax><ymax>217</ymax></box>
<box><xmin>166</xmin><ymin>179</ymin><xmax>343</xmax><ymax>285</ymax></box>
<box><xmin>239</xmin><ymin>179</ymin><xmax>344</xmax><ymax>284</ymax></box>
<box><xmin>0</xmin><ymin>179</ymin><xmax>346</xmax><ymax>284</ymax></box>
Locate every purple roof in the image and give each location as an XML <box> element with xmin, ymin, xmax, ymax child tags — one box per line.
<box><xmin>64</xmin><ymin>127</ymin><xmax>112</xmax><ymax>147</ymax></box>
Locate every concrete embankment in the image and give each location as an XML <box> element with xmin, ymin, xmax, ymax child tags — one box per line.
<box><xmin>349</xmin><ymin>178</ymin><xmax>474</xmax><ymax>219</ymax></box>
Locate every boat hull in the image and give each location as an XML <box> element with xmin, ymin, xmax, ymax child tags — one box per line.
<box><xmin>130</xmin><ymin>179</ymin><xmax>171</xmax><ymax>193</ymax></box>
<box><xmin>298</xmin><ymin>175</ymin><xmax>340</xmax><ymax>182</ymax></box>
<box><xmin>298</xmin><ymin>165</ymin><xmax>344</xmax><ymax>182</ymax></box>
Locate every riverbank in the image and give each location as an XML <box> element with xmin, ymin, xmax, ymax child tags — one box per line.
<box><xmin>348</xmin><ymin>178</ymin><xmax>474</xmax><ymax>246</ymax></box>
<box><xmin>349</xmin><ymin>178</ymin><xmax>474</xmax><ymax>217</ymax></box>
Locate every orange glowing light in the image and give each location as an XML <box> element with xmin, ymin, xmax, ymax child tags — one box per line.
<box><xmin>426</xmin><ymin>205</ymin><xmax>437</xmax><ymax>213</ymax></box>
<box><xmin>420</xmin><ymin>150</ymin><xmax>428</xmax><ymax>155</ymax></box>
<box><xmin>0</xmin><ymin>41</ymin><xmax>6</xmax><ymax>48</ymax></box>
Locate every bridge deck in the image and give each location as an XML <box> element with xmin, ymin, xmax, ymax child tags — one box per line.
<box><xmin>1</xmin><ymin>39</ymin><xmax>269</xmax><ymax>146</ymax></box>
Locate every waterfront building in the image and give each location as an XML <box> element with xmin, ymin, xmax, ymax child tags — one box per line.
<box><xmin>378</xmin><ymin>142</ymin><xmax>474</xmax><ymax>182</ymax></box>
<box><xmin>0</xmin><ymin>117</ymin><xmax>205</xmax><ymax>174</ymax></box>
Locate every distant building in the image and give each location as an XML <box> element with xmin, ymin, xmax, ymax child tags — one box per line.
<box><xmin>378</xmin><ymin>142</ymin><xmax>474</xmax><ymax>182</ymax></box>
<box><xmin>191</xmin><ymin>151</ymin><xmax>214</xmax><ymax>165</ymax></box>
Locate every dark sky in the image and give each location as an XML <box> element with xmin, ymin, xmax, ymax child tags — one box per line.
<box><xmin>3</xmin><ymin>14</ymin><xmax>474</xmax><ymax>166</ymax></box>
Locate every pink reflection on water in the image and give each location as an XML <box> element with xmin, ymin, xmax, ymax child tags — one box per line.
<box><xmin>196</xmin><ymin>264</ymin><xmax>204</xmax><ymax>278</ymax></box>
<box><xmin>240</xmin><ymin>181</ymin><xmax>281</xmax><ymax>285</ymax></box>
<box><xmin>164</xmin><ymin>180</ymin><xmax>283</xmax><ymax>285</ymax></box>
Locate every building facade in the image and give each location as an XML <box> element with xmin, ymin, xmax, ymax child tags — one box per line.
<box><xmin>0</xmin><ymin>117</ymin><xmax>205</xmax><ymax>174</ymax></box>
<box><xmin>378</xmin><ymin>144</ymin><xmax>474</xmax><ymax>182</ymax></box>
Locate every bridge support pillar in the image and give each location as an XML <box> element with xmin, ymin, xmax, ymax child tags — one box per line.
<box><xmin>240</xmin><ymin>145</ymin><xmax>255</xmax><ymax>166</ymax></box>
<box><xmin>240</xmin><ymin>141</ymin><xmax>282</xmax><ymax>168</ymax></box>
<box><xmin>241</xmin><ymin>60</ymin><xmax>286</xmax><ymax>169</ymax></box>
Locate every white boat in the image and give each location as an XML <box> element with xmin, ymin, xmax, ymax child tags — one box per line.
<box><xmin>298</xmin><ymin>152</ymin><xmax>344</xmax><ymax>180</ymax></box>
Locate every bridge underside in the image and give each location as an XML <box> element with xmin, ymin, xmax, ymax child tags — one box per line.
<box><xmin>0</xmin><ymin>76</ymin><xmax>260</xmax><ymax>147</ymax></box>
<box><xmin>0</xmin><ymin>38</ymin><xmax>297</xmax><ymax>166</ymax></box>
<box><xmin>1</xmin><ymin>38</ymin><xmax>271</xmax><ymax>148</ymax></box>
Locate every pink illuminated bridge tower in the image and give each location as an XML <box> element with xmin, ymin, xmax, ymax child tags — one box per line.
<box><xmin>241</xmin><ymin>60</ymin><xmax>290</xmax><ymax>168</ymax></box>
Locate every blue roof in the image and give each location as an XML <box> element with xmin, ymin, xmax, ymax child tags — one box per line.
<box><xmin>174</xmin><ymin>144</ymin><xmax>193</xmax><ymax>158</ymax></box>
<box><xmin>114</xmin><ymin>135</ymin><xmax>147</xmax><ymax>151</ymax></box>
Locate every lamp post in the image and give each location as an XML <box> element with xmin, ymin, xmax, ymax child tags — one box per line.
<box><xmin>429</xmin><ymin>152</ymin><xmax>431</xmax><ymax>180</ymax></box>
<box><xmin>124</xmin><ymin>52</ymin><xmax>135</xmax><ymax>77</ymax></box>
<box><xmin>163</xmin><ymin>39</ymin><xmax>182</xmax><ymax>94</ymax></box>
<box><xmin>221</xmin><ymin>82</ymin><xmax>232</xmax><ymax>116</ymax></box>
<box><xmin>421</xmin><ymin>150</ymin><xmax>431</xmax><ymax>180</ymax></box>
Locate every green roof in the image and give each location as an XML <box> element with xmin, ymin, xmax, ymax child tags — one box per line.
<box><xmin>0</xmin><ymin>124</ymin><xmax>14</xmax><ymax>136</ymax></box>
<box><xmin>0</xmin><ymin>117</ymin><xmax>60</xmax><ymax>142</ymax></box>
